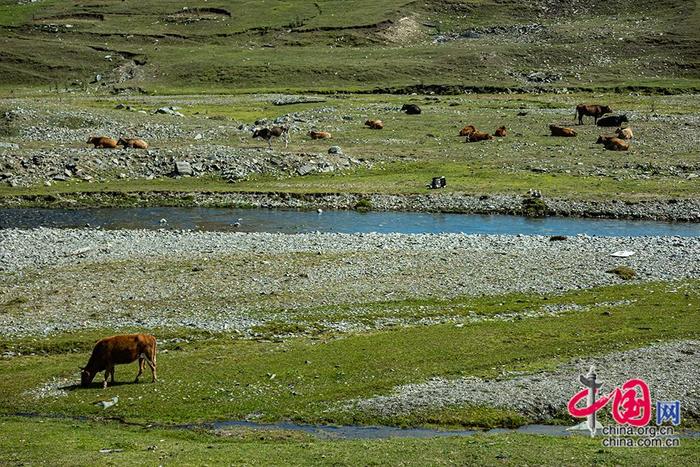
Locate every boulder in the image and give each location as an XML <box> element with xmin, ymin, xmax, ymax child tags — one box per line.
<box><xmin>175</xmin><ymin>161</ymin><xmax>193</xmax><ymax>176</ymax></box>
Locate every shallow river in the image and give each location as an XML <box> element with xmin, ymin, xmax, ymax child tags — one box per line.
<box><xmin>1</xmin><ymin>207</ymin><xmax>699</xmax><ymax>236</ymax></box>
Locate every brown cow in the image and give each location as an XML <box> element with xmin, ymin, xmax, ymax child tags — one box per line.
<box><xmin>575</xmin><ymin>104</ymin><xmax>612</xmax><ymax>125</ymax></box>
<box><xmin>602</xmin><ymin>137</ymin><xmax>629</xmax><ymax>151</ymax></box>
<box><xmin>615</xmin><ymin>127</ymin><xmax>633</xmax><ymax>139</ymax></box>
<box><xmin>596</xmin><ymin>135</ymin><xmax>617</xmax><ymax>144</ymax></box>
<box><xmin>466</xmin><ymin>130</ymin><xmax>493</xmax><ymax>142</ymax></box>
<box><xmin>365</xmin><ymin>119</ymin><xmax>384</xmax><ymax>130</ymax></box>
<box><xmin>117</xmin><ymin>137</ymin><xmax>149</xmax><ymax>149</ymax></box>
<box><xmin>574</xmin><ymin>104</ymin><xmax>612</xmax><ymax>125</ymax></box>
<box><xmin>80</xmin><ymin>334</ymin><xmax>157</xmax><ymax>389</ymax></box>
<box><xmin>87</xmin><ymin>136</ymin><xmax>118</xmax><ymax>149</ymax></box>
<box><xmin>494</xmin><ymin>126</ymin><xmax>507</xmax><ymax>137</ymax></box>
<box><xmin>550</xmin><ymin>125</ymin><xmax>577</xmax><ymax>137</ymax></box>
<box><xmin>459</xmin><ymin>125</ymin><xmax>476</xmax><ymax>136</ymax></box>
<box><xmin>308</xmin><ymin>130</ymin><xmax>332</xmax><ymax>139</ymax></box>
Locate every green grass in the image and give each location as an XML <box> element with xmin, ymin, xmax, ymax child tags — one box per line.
<box><xmin>2</xmin><ymin>416</ymin><xmax>698</xmax><ymax>466</ymax></box>
<box><xmin>0</xmin><ymin>0</ymin><xmax>698</xmax><ymax>92</ymax></box>
<box><xmin>1</xmin><ymin>280</ymin><xmax>697</xmax><ymax>428</ymax></box>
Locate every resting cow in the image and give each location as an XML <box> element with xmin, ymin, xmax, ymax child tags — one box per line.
<box><xmin>87</xmin><ymin>136</ymin><xmax>118</xmax><ymax>149</ymax></box>
<box><xmin>615</xmin><ymin>127</ymin><xmax>633</xmax><ymax>139</ymax></box>
<box><xmin>253</xmin><ymin>126</ymin><xmax>289</xmax><ymax>148</ymax></box>
<box><xmin>80</xmin><ymin>334</ymin><xmax>157</xmax><ymax>389</ymax></box>
<box><xmin>401</xmin><ymin>104</ymin><xmax>421</xmax><ymax>115</ymax></box>
<box><xmin>596</xmin><ymin>135</ymin><xmax>617</xmax><ymax>144</ymax></box>
<box><xmin>575</xmin><ymin>104</ymin><xmax>612</xmax><ymax>125</ymax></box>
<box><xmin>550</xmin><ymin>124</ymin><xmax>577</xmax><ymax>137</ymax></box>
<box><xmin>466</xmin><ymin>130</ymin><xmax>493</xmax><ymax>142</ymax></box>
<box><xmin>596</xmin><ymin>115</ymin><xmax>628</xmax><ymax>127</ymax></box>
<box><xmin>117</xmin><ymin>137</ymin><xmax>149</xmax><ymax>149</ymax></box>
<box><xmin>308</xmin><ymin>130</ymin><xmax>332</xmax><ymax>139</ymax></box>
<box><xmin>459</xmin><ymin>125</ymin><xmax>476</xmax><ymax>137</ymax></box>
<box><xmin>365</xmin><ymin>119</ymin><xmax>384</xmax><ymax>129</ymax></box>
<box><xmin>602</xmin><ymin>137</ymin><xmax>629</xmax><ymax>151</ymax></box>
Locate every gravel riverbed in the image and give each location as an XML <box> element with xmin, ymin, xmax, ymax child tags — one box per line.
<box><xmin>1</xmin><ymin>228</ymin><xmax>698</xmax><ymax>337</ymax></box>
<box><xmin>346</xmin><ymin>340</ymin><xmax>700</xmax><ymax>423</ymax></box>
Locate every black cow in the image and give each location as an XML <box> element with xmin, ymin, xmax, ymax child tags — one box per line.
<box><xmin>401</xmin><ymin>104</ymin><xmax>421</xmax><ymax>115</ymax></box>
<box><xmin>252</xmin><ymin>126</ymin><xmax>289</xmax><ymax>148</ymax></box>
<box><xmin>596</xmin><ymin>115</ymin><xmax>629</xmax><ymax>127</ymax></box>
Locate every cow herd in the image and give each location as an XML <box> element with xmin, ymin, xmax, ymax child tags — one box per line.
<box><xmin>550</xmin><ymin>103</ymin><xmax>633</xmax><ymax>151</ymax></box>
<box><xmin>87</xmin><ymin>102</ymin><xmax>633</xmax><ymax>154</ymax></box>
<box><xmin>86</xmin><ymin>136</ymin><xmax>149</xmax><ymax>149</ymax></box>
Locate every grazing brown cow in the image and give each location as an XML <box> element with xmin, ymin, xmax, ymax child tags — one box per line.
<box><xmin>87</xmin><ymin>136</ymin><xmax>118</xmax><ymax>149</ymax></box>
<box><xmin>308</xmin><ymin>130</ymin><xmax>332</xmax><ymax>139</ymax></box>
<box><xmin>80</xmin><ymin>334</ymin><xmax>157</xmax><ymax>389</ymax></box>
<box><xmin>466</xmin><ymin>130</ymin><xmax>493</xmax><ymax>142</ymax></box>
<box><xmin>550</xmin><ymin>125</ymin><xmax>577</xmax><ymax>137</ymax></box>
<box><xmin>615</xmin><ymin>127</ymin><xmax>633</xmax><ymax>139</ymax></box>
<box><xmin>494</xmin><ymin>126</ymin><xmax>507</xmax><ymax>137</ymax></box>
<box><xmin>365</xmin><ymin>119</ymin><xmax>384</xmax><ymax>130</ymax></box>
<box><xmin>117</xmin><ymin>137</ymin><xmax>149</xmax><ymax>149</ymax></box>
<box><xmin>575</xmin><ymin>104</ymin><xmax>612</xmax><ymax>125</ymax></box>
<box><xmin>253</xmin><ymin>126</ymin><xmax>289</xmax><ymax>148</ymax></box>
<box><xmin>459</xmin><ymin>125</ymin><xmax>476</xmax><ymax>136</ymax></box>
<box><xmin>602</xmin><ymin>137</ymin><xmax>629</xmax><ymax>151</ymax></box>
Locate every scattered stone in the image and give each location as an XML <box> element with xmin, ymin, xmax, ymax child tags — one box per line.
<box><xmin>297</xmin><ymin>164</ymin><xmax>315</xmax><ymax>176</ymax></box>
<box><xmin>328</xmin><ymin>146</ymin><xmax>342</xmax><ymax>155</ymax></box>
<box><xmin>175</xmin><ymin>161</ymin><xmax>193</xmax><ymax>176</ymax></box>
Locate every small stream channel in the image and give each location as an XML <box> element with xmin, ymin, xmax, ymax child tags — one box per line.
<box><xmin>1</xmin><ymin>207</ymin><xmax>699</xmax><ymax>236</ymax></box>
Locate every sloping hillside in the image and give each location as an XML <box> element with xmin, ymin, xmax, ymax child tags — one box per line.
<box><xmin>0</xmin><ymin>0</ymin><xmax>698</xmax><ymax>92</ymax></box>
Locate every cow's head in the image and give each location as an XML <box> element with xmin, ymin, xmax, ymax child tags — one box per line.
<box><xmin>86</xmin><ymin>137</ymin><xmax>95</xmax><ymax>144</ymax></box>
<box><xmin>251</xmin><ymin>128</ymin><xmax>261</xmax><ymax>138</ymax></box>
<box><xmin>116</xmin><ymin>137</ymin><xmax>127</xmax><ymax>146</ymax></box>
<box><xmin>619</xmin><ymin>115</ymin><xmax>629</xmax><ymax>123</ymax></box>
<box><xmin>80</xmin><ymin>367</ymin><xmax>95</xmax><ymax>387</ymax></box>
<box><xmin>602</xmin><ymin>105</ymin><xmax>613</xmax><ymax>114</ymax></box>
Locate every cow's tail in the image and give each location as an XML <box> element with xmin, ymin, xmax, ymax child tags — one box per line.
<box><xmin>574</xmin><ymin>107</ymin><xmax>578</xmax><ymax>121</ymax></box>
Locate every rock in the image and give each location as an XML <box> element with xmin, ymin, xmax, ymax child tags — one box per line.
<box><xmin>118</xmin><ymin>173</ymin><xmax>127</xmax><ymax>179</ymax></box>
<box><xmin>115</xmin><ymin>103</ymin><xmax>127</xmax><ymax>110</ymax></box>
<box><xmin>194</xmin><ymin>133</ymin><xmax>203</xmax><ymax>140</ymax></box>
<box><xmin>297</xmin><ymin>164</ymin><xmax>315</xmax><ymax>176</ymax></box>
<box><xmin>175</xmin><ymin>161</ymin><xmax>193</xmax><ymax>176</ymax></box>
<box><xmin>0</xmin><ymin>142</ymin><xmax>19</xmax><ymax>149</ymax></box>
<box><xmin>328</xmin><ymin>146</ymin><xmax>342</xmax><ymax>155</ymax></box>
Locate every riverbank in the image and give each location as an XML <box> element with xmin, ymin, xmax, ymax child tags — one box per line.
<box><xmin>2</xmin><ymin>190</ymin><xmax>700</xmax><ymax>222</ymax></box>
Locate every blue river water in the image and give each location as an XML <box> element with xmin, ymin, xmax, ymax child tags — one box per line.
<box><xmin>0</xmin><ymin>207</ymin><xmax>698</xmax><ymax>236</ymax></box>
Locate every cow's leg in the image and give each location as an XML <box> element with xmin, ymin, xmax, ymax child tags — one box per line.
<box><xmin>135</xmin><ymin>357</ymin><xmax>144</xmax><ymax>383</ymax></box>
<box><xmin>146</xmin><ymin>357</ymin><xmax>157</xmax><ymax>383</ymax></box>
<box><xmin>103</xmin><ymin>368</ymin><xmax>110</xmax><ymax>388</ymax></box>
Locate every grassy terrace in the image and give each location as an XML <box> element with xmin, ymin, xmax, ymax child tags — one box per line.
<box><xmin>0</xmin><ymin>92</ymin><xmax>698</xmax><ymax>206</ymax></box>
<box><xmin>1</xmin><ymin>280</ymin><xmax>698</xmax><ymax>427</ymax></box>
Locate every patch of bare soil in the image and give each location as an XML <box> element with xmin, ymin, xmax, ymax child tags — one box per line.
<box><xmin>376</xmin><ymin>16</ymin><xmax>427</xmax><ymax>45</ymax></box>
<box><xmin>165</xmin><ymin>7</ymin><xmax>232</xmax><ymax>24</ymax></box>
